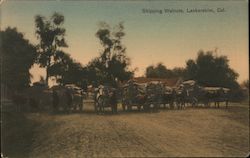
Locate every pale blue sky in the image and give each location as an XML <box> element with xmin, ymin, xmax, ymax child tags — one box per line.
<box><xmin>1</xmin><ymin>0</ymin><xmax>248</xmax><ymax>83</ymax></box>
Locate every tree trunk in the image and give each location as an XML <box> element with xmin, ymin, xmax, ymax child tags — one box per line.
<box><xmin>45</xmin><ymin>68</ymin><xmax>49</xmax><ymax>86</ymax></box>
<box><xmin>45</xmin><ymin>58</ymin><xmax>51</xmax><ymax>86</ymax></box>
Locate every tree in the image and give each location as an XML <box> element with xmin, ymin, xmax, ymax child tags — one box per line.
<box><xmin>34</xmin><ymin>12</ymin><xmax>68</xmax><ymax>86</ymax></box>
<box><xmin>171</xmin><ymin>67</ymin><xmax>186</xmax><ymax>78</ymax></box>
<box><xmin>85</xmin><ymin>57</ymin><xmax>106</xmax><ymax>86</ymax></box>
<box><xmin>185</xmin><ymin>50</ymin><xmax>239</xmax><ymax>88</ymax></box>
<box><xmin>145</xmin><ymin>63</ymin><xmax>176</xmax><ymax>78</ymax></box>
<box><xmin>90</xmin><ymin>22</ymin><xmax>133</xmax><ymax>86</ymax></box>
<box><xmin>0</xmin><ymin>27</ymin><xmax>37</xmax><ymax>90</ymax></box>
<box><xmin>49</xmin><ymin>51</ymin><xmax>86</xmax><ymax>87</ymax></box>
<box><xmin>241</xmin><ymin>80</ymin><xmax>249</xmax><ymax>90</ymax></box>
<box><xmin>185</xmin><ymin>59</ymin><xmax>197</xmax><ymax>80</ymax></box>
<box><xmin>145</xmin><ymin>65</ymin><xmax>156</xmax><ymax>78</ymax></box>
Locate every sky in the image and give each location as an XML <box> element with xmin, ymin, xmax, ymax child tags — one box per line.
<box><xmin>1</xmin><ymin>0</ymin><xmax>249</xmax><ymax>84</ymax></box>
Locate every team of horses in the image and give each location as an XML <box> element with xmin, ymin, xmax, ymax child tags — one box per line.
<box><xmin>94</xmin><ymin>80</ymin><xmax>230</xmax><ymax>114</ymax></box>
<box><xmin>10</xmin><ymin>80</ymin><xmax>230</xmax><ymax>114</ymax></box>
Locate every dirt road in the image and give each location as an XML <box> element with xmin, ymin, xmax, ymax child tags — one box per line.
<box><xmin>2</xmin><ymin>102</ymin><xmax>249</xmax><ymax>157</ymax></box>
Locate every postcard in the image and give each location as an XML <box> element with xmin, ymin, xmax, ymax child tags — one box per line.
<box><xmin>1</xmin><ymin>0</ymin><xmax>249</xmax><ymax>157</ymax></box>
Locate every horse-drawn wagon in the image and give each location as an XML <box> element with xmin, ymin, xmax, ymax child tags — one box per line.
<box><xmin>94</xmin><ymin>85</ymin><xmax>118</xmax><ymax>114</ymax></box>
<box><xmin>202</xmin><ymin>87</ymin><xmax>230</xmax><ymax>108</ymax></box>
<box><xmin>50</xmin><ymin>84</ymin><xmax>84</xmax><ymax>112</ymax></box>
<box><xmin>121</xmin><ymin>80</ymin><xmax>147</xmax><ymax>111</ymax></box>
<box><xmin>120</xmin><ymin>80</ymin><xmax>178</xmax><ymax>111</ymax></box>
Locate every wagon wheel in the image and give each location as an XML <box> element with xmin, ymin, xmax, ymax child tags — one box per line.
<box><xmin>79</xmin><ymin>100</ymin><xmax>84</xmax><ymax>111</ymax></box>
<box><xmin>127</xmin><ymin>104</ymin><xmax>132</xmax><ymax>111</ymax></box>
<box><xmin>169</xmin><ymin>101</ymin><xmax>174</xmax><ymax>109</ymax></box>
<box><xmin>121</xmin><ymin>99</ymin><xmax>127</xmax><ymax>111</ymax></box>
<box><xmin>137</xmin><ymin>105</ymin><xmax>141</xmax><ymax>111</ymax></box>
<box><xmin>225</xmin><ymin>99</ymin><xmax>229</xmax><ymax>108</ymax></box>
<box><xmin>122</xmin><ymin>104</ymin><xmax>126</xmax><ymax>111</ymax></box>
<box><xmin>143</xmin><ymin>102</ymin><xmax>149</xmax><ymax>111</ymax></box>
<box><xmin>154</xmin><ymin>102</ymin><xmax>160</xmax><ymax>111</ymax></box>
<box><xmin>94</xmin><ymin>101</ymin><xmax>98</xmax><ymax>113</ymax></box>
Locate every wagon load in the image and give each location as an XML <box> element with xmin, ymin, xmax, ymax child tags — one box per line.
<box><xmin>50</xmin><ymin>84</ymin><xmax>84</xmax><ymax>112</ymax></box>
<box><xmin>176</xmin><ymin>80</ymin><xmax>230</xmax><ymax>108</ymax></box>
<box><xmin>175</xmin><ymin>80</ymin><xmax>204</xmax><ymax>108</ymax></box>
<box><xmin>121</xmin><ymin>80</ymin><xmax>147</xmax><ymax>111</ymax></box>
<box><xmin>176</xmin><ymin>80</ymin><xmax>197</xmax><ymax>92</ymax></box>
<box><xmin>65</xmin><ymin>84</ymin><xmax>84</xmax><ymax>111</ymax></box>
<box><xmin>160</xmin><ymin>85</ymin><xmax>175</xmax><ymax>109</ymax></box>
<box><xmin>164</xmin><ymin>86</ymin><xmax>173</xmax><ymax>94</ymax></box>
<box><xmin>144</xmin><ymin>81</ymin><xmax>167</xmax><ymax>110</ymax></box>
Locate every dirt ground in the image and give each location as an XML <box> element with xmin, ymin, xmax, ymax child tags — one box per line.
<box><xmin>2</xmin><ymin>101</ymin><xmax>249</xmax><ymax>158</ymax></box>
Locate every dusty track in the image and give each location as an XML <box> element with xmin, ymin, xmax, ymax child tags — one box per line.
<box><xmin>2</xmin><ymin>102</ymin><xmax>249</xmax><ymax>157</ymax></box>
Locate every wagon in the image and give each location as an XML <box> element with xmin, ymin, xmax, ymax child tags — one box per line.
<box><xmin>50</xmin><ymin>84</ymin><xmax>84</xmax><ymax>112</ymax></box>
<box><xmin>121</xmin><ymin>81</ymin><xmax>147</xmax><ymax>111</ymax></box>
<box><xmin>94</xmin><ymin>85</ymin><xmax>117</xmax><ymax>114</ymax></box>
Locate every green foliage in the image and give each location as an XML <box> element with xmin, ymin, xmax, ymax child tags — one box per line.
<box><xmin>145</xmin><ymin>63</ymin><xmax>184</xmax><ymax>78</ymax></box>
<box><xmin>145</xmin><ymin>50</ymin><xmax>239</xmax><ymax>89</ymax></box>
<box><xmin>171</xmin><ymin>67</ymin><xmax>186</xmax><ymax>78</ymax></box>
<box><xmin>49</xmin><ymin>51</ymin><xmax>86</xmax><ymax>87</ymax></box>
<box><xmin>241</xmin><ymin>80</ymin><xmax>249</xmax><ymax>90</ymax></box>
<box><xmin>87</xmin><ymin>22</ymin><xmax>133</xmax><ymax>86</ymax></box>
<box><xmin>0</xmin><ymin>27</ymin><xmax>37</xmax><ymax>90</ymax></box>
<box><xmin>85</xmin><ymin>57</ymin><xmax>106</xmax><ymax>86</ymax></box>
<box><xmin>185</xmin><ymin>59</ymin><xmax>197</xmax><ymax>79</ymax></box>
<box><xmin>185</xmin><ymin>50</ymin><xmax>239</xmax><ymax>88</ymax></box>
<box><xmin>34</xmin><ymin>12</ymin><xmax>68</xmax><ymax>85</ymax></box>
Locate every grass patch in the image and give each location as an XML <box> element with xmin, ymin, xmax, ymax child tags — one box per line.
<box><xmin>1</xmin><ymin>112</ymin><xmax>38</xmax><ymax>158</ymax></box>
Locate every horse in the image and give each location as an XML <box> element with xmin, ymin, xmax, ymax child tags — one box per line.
<box><xmin>161</xmin><ymin>91</ymin><xmax>175</xmax><ymax>109</ymax></box>
<box><xmin>175</xmin><ymin>89</ymin><xmax>186</xmax><ymax>109</ymax></box>
<box><xmin>199</xmin><ymin>87</ymin><xmax>230</xmax><ymax>108</ymax></box>
<box><xmin>143</xmin><ymin>82</ymin><xmax>165</xmax><ymax>112</ymax></box>
<box><xmin>95</xmin><ymin>86</ymin><xmax>118</xmax><ymax>114</ymax></box>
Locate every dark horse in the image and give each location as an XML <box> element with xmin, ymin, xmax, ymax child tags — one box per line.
<box><xmin>188</xmin><ymin>87</ymin><xmax>230</xmax><ymax>108</ymax></box>
<box><xmin>207</xmin><ymin>88</ymin><xmax>229</xmax><ymax>108</ymax></box>
<box><xmin>160</xmin><ymin>90</ymin><xmax>175</xmax><ymax>109</ymax></box>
